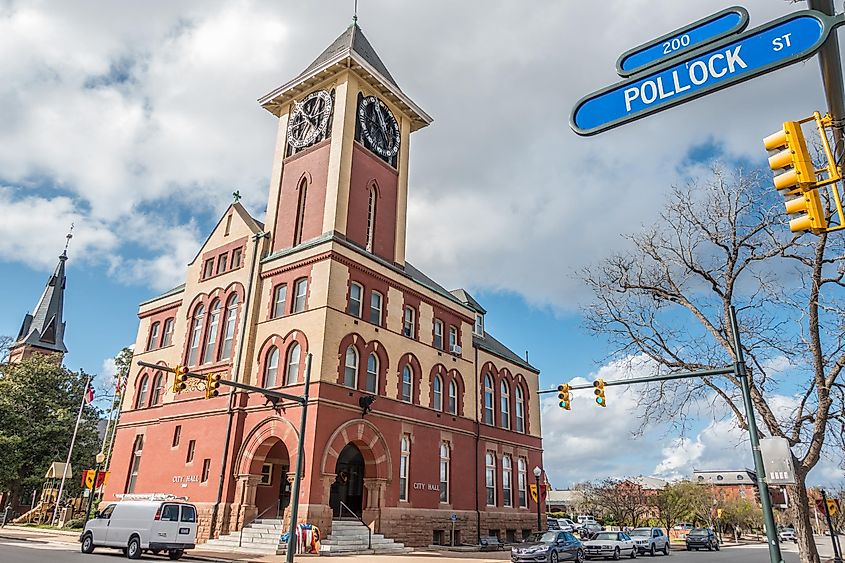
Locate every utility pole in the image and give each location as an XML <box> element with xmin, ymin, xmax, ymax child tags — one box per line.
<box><xmin>808</xmin><ymin>0</ymin><xmax>845</xmax><ymax>150</ymax></box>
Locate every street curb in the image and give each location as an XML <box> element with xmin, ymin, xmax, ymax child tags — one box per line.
<box><xmin>1</xmin><ymin>525</ymin><xmax>80</xmax><ymax>537</ymax></box>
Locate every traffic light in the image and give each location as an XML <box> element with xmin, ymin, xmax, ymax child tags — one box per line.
<box><xmin>763</xmin><ymin>121</ymin><xmax>815</xmax><ymax>194</ymax></box>
<box><xmin>172</xmin><ymin>365</ymin><xmax>189</xmax><ymax>394</ymax></box>
<box><xmin>557</xmin><ymin>384</ymin><xmax>571</xmax><ymax>410</ymax></box>
<box><xmin>204</xmin><ymin>373</ymin><xmax>222</xmax><ymax>400</ymax></box>
<box><xmin>785</xmin><ymin>189</ymin><xmax>827</xmax><ymax>234</ymax></box>
<box><xmin>593</xmin><ymin>379</ymin><xmax>606</xmax><ymax>407</ymax></box>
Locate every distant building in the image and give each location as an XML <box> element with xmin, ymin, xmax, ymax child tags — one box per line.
<box><xmin>693</xmin><ymin>469</ymin><xmax>756</xmax><ymax>503</ymax></box>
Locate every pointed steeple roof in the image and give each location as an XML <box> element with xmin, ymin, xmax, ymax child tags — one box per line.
<box><xmin>13</xmin><ymin>251</ymin><xmax>69</xmax><ymax>354</ymax></box>
<box><xmin>259</xmin><ymin>22</ymin><xmax>431</xmax><ymax>131</ymax></box>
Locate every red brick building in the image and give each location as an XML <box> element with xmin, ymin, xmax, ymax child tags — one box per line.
<box><xmin>102</xmin><ymin>22</ymin><xmax>544</xmax><ymax>548</ymax></box>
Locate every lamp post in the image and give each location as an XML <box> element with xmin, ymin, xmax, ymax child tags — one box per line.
<box><xmin>533</xmin><ymin>466</ymin><xmax>542</xmax><ymax>532</ymax></box>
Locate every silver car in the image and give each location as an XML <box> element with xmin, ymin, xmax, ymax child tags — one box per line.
<box><xmin>512</xmin><ymin>531</ymin><xmax>585</xmax><ymax>563</ymax></box>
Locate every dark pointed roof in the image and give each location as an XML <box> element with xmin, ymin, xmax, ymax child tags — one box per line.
<box><xmin>14</xmin><ymin>251</ymin><xmax>69</xmax><ymax>354</ymax></box>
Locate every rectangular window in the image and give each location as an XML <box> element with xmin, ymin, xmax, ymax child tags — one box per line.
<box><xmin>474</xmin><ymin>314</ymin><xmax>484</xmax><ymax>336</ymax></box>
<box><xmin>403</xmin><ymin>306</ymin><xmax>416</xmax><ymax>338</ymax></box>
<box><xmin>217</xmin><ymin>253</ymin><xmax>228</xmax><ymax>274</ymax></box>
<box><xmin>161</xmin><ymin>318</ymin><xmax>175</xmax><ymax>347</ymax></box>
<box><xmin>433</xmin><ymin>319</ymin><xmax>443</xmax><ymax>350</ymax></box>
<box><xmin>439</xmin><ymin>442</ymin><xmax>450</xmax><ymax>504</ymax></box>
<box><xmin>161</xmin><ymin>504</ymin><xmax>179</xmax><ymax>521</ymax></box>
<box><xmin>485</xmin><ymin>452</ymin><xmax>496</xmax><ymax>506</ymax></box>
<box><xmin>172</xmin><ymin>425</ymin><xmax>181</xmax><ymax>448</ymax></box>
<box><xmin>399</xmin><ymin>435</ymin><xmax>410</xmax><ymax>501</ymax></box>
<box><xmin>186</xmin><ymin>440</ymin><xmax>196</xmax><ymax>464</ymax></box>
<box><xmin>261</xmin><ymin>463</ymin><xmax>273</xmax><ymax>485</ymax></box>
<box><xmin>126</xmin><ymin>434</ymin><xmax>144</xmax><ymax>493</ymax></box>
<box><xmin>147</xmin><ymin>322</ymin><xmax>160</xmax><ymax>351</ymax></box>
<box><xmin>502</xmin><ymin>456</ymin><xmax>512</xmax><ymax>508</ymax></box>
<box><xmin>201</xmin><ymin>459</ymin><xmax>211</xmax><ymax>483</ymax></box>
<box><xmin>293</xmin><ymin>279</ymin><xmax>308</xmax><ymax>313</ymax></box>
<box><xmin>203</xmin><ymin>258</ymin><xmax>214</xmax><ymax>279</ymax></box>
<box><xmin>449</xmin><ymin>326</ymin><xmax>458</xmax><ymax>351</ymax></box>
<box><xmin>349</xmin><ymin>283</ymin><xmax>363</xmax><ymax>317</ymax></box>
<box><xmin>273</xmin><ymin>284</ymin><xmax>287</xmax><ymax>318</ymax></box>
<box><xmin>180</xmin><ymin>505</ymin><xmax>197</xmax><ymax>523</ymax></box>
<box><xmin>370</xmin><ymin>291</ymin><xmax>383</xmax><ymax>326</ymax></box>
<box><xmin>518</xmin><ymin>458</ymin><xmax>527</xmax><ymax>508</ymax></box>
<box><xmin>231</xmin><ymin>247</ymin><xmax>242</xmax><ymax>269</ymax></box>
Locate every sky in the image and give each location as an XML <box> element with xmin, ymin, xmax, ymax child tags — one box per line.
<box><xmin>0</xmin><ymin>0</ymin><xmax>843</xmax><ymax>488</ymax></box>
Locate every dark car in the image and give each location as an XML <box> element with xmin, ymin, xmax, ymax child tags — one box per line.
<box><xmin>685</xmin><ymin>528</ymin><xmax>719</xmax><ymax>551</ymax></box>
<box><xmin>512</xmin><ymin>530</ymin><xmax>585</xmax><ymax>563</ymax></box>
<box><xmin>580</xmin><ymin>523</ymin><xmax>604</xmax><ymax>540</ymax></box>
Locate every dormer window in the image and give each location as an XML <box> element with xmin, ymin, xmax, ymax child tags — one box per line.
<box><xmin>474</xmin><ymin>313</ymin><xmax>484</xmax><ymax>336</ymax></box>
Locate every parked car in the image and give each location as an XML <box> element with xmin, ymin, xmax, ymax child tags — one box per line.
<box><xmin>777</xmin><ymin>527</ymin><xmax>797</xmax><ymax>543</ymax></box>
<box><xmin>512</xmin><ymin>530</ymin><xmax>585</xmax><ymax>563</ymax></box>
<box><xmin>578</xmin><ymin>515</ymin><xmax>599</xmax><ymax>525</ymax></box>
<box><xmin>673</xmin><ymin>523</ymin><xmax>694</xmax><ymax>531</ymax></box>
<box><xmin>548</xmin><ymin>518</ymin><xmax>562</xmax><ymax>531</ymax></box>
<box><xmin>583</xmin><ymin>531</ymin><xmax>637</xmax><ymax>560</ymax></box>
<box><xmin>558</xmin><ymin>518</ymin><xmax>579</xmax><ymax>532</ymax></box>
<box><xmin>580</xmin><ymin>523</ymin><xmax>604</xmax><ymax>540</ymax></box>
<box><xmin>628</xmin><ymin>527</ymin><xmax>670</xmax><ymax>556</ymax></box>
<box><xmin>79</xmin><ymin>500</ymin><xmax>197</xmax><ymax>560</ymax></box>
<box><xmin>685</xmin><ymin>528</ymin><xmax>719</xmax><ymax>551</ymax></box>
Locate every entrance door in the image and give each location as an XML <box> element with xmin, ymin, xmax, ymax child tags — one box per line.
<box><xmin>278</xmin><ymin>464</ymin><xmax>290</xmax><ymax>517</ymax></box>
<box><xmin>329</xmin><ymin>444</ymin><xmax>365</xmax><ymax>517</ymax></box>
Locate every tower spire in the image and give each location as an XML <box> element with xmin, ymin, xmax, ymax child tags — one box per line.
<box><xmin>353</xmin><ymin>0</ymin><xmax>358</xmax><ymax>23</ymax></box>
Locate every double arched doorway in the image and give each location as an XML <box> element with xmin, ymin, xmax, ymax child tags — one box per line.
<box><xmin>329</xmin><ymin>443</ymin><xmax>365</xmax><ymax>517</ymax></box>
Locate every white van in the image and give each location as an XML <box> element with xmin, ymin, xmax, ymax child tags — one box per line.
<box><xmin>79</xmin><ymin>500</ymin><xmax>197</xmax><ymax>560</ymax></box>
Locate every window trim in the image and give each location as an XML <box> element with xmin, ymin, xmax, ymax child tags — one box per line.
<box><xmin>293</xmin><ymin>278</ymin><xmax>308</xmax><ymax>313</ymax></box>
<box><xmin>517</xmin><ymin>457</ymin><xmax>528</xmax><ymax>508</ymax></box>
<box><xmin>186</xmin><ymin>439</ymin><xmax>196</xmax><ymax>464</ymax></box>
<box><xmin>135</xmin><ymin>374</ymin><xmax>150</xmax><ymax>409</ymax></box>
<box><xmin>432</xmin><ymin>374</ymin><xmax>443</xmax><ymax>411</ymax></box>
<box><xmin>502</xmin><ymin>455</ymin><xmax>513</xmax><ymax>508</ymax></box>
<box><xmin>285</xmin><ymin>342</ymin><xmax>301</xmax><ymax>385</ymax></box>
<box><xmin>161</xmin><ymin>318</ymin><xmax>175</xmax><ymax>348</ymax></box>
<box><xmin>485</xmin><ymin>452</ymin><xmax>496</xmax><ymax>507</ymax></box>
<box><xmin>439</xmin><ymin>442</ymin><xmax>450</xmax><ymax>504</ymax></box>
<box><xmin>147</xmin><ymin>321</ymin><xmax>160</xmax><ymax>351</ymax></box>
<box><xmin>515</xmin><ymin>385</ymin><xmax>525</xmax><ymax>433</ymax></box>
<box><xmin>187</xmin><ymin>304</ymin><xmax>205</xmax><ymax>367</ymax></box>
<box><xmin>401</xmin><ymin>365</ymin><xmax>413</xmax><ymax>403</ymax></box>
<box><xmin>399</xmin><ymin>434</ymin><xmax>410</xmax><ymax>502</ymax></box>
<box><xmin>344</xmin><ymin>346</ymin><xmax>359</xmax><ymax>388</ymax></box>
<box><xmin>150</xmin><ymin>371</ymin><xmax>165</xmax><ymax>406</ymax></box>
<box><xmin>202</xmin><ymin>299</ymin><xmax>222</xmax><ymax>364</ymax></box>
<box><xmin>483</xmin><ymin>373</ymin><xmax>495</xmax><ymax>425</ymax></box>
<box><xmin>349</xmin><ymin>282</ymin><xmax>363</xmax><ymax>318</ymax></box>
<box><xmin>500</xmin><ymin>380</ymin><xmax>511</xmax><ymax>430</ymax></box>
<box><xmin>203</xmin><ymin>258</ymin><xmax>214</xmax><ymax>279</ymax></box>
<box><xmin>366</xmin><ymin>353</ymin><xmax>379</xmax><ymax>394</ymax></box>
<box><xmin>447</xmin><ymin>380</ymin><xmax>458</xmax><ymax>415</ymax></box>
<box><xmin>272</xmin><ymin>284</ymin><xmax>288</xmax><ymax>319</ymax></box>
<box><xmin>219</xmin><ymin>293</ymin><xmax>239</xmax><ymax>361</ymax></box>
<box><xmin>264</xmin><ymin>346</ymin><xmax>280</xmax><ymax>388</ymax></box>
<box><xmin>369</xmin><ymin>290</ymin><xmax>383</xmax><ymax>326</ymax></box>
<box><xmin>433</xmin><ymin>319</ymin><xmax>444</xmax><ymax>350</ymax></box>
<box><xmin>403</xmin><ymin>306</ymin><xmax>416</xmax><ymax>339</ymax></box>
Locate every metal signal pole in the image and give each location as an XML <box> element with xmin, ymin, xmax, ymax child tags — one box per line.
<box><xmin>808</xmin><ymin>0</ymin><xmax>845</xmax><ymax>149</ymax></box>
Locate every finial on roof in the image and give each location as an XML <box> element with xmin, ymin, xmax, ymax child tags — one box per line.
<box><xmin>232</xmin><ymin>190</ymin><xmax>241</xmax><ymax>203</ymax></box>
<box><xmin>62</xmin><ymin>223</ymin><xmax>74</xmax><ymax>259</ymax></box>
<box><xmin>353</xmin><ymin>0</ymin><xmax>358</xmax><ymax>23</ymax></box>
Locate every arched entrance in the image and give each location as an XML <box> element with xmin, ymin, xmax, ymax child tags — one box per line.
<box><xmin>251</xmin><ymin>438</ymin><xmax>291</xmax><ymax>519</ymax></box>
<box><xmin>329</xmin><ymin>443</ymin><xmax>365</xmax><ymax>517</ymax></box>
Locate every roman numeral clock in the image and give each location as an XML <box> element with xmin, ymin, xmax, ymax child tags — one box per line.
<box><xmin>357</xmin><ymin>94</ymin><xmax>400</xmax><ymax>166</ymax></box>
<box><xmin>287</xmin><ymin>89</ymin><xmax>334</xmax><ymax>153</ymax></box>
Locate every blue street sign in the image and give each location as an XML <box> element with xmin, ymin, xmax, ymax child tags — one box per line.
<box><xmin>571</xmin><ymin>10</ymin><xmax>845</xmax><ymax>137</ymax></box>
<box><xmin>617</xmin><ymin>7</ymin><xmax>749</xmax><ymax>77</ymax></box>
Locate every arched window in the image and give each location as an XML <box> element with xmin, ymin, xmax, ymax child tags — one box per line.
<box><xmin>147</xmin><ymin>322</ymin><xmax>160</xmax><ymax>351</ymax></box>
<box><xmin>161</xmin><ymin>318</ymin><xmax>175</xmax><ymax>347</ymax></box>
<box><xmin>293</xmin><ymin>178</ymin><xmax>307</xmax><ymax>246</ymax></box>
<box><xmin>365</xmin><ymin>184</ymin><xmax>377</xmax><ymax>252</ymax></box>
<box><xmin>485</xmin><ymin>452</ymin><xmax>496</xmax><ymax>506</ymax></box>
<box><xmin>502</xmin><ymin>455</ymin><xmax>513</xmax><ymax>507</ymax></box>
<box><xmin>366</xmin><ymin>353</ymin><xmax>378</xmax><ymax>393</ymax></box>
<box><xmin>515</xmin><ymin>385</ymin><xmax>525</xmax><ymax>433</ymax></box>
<box><xmin>401</xmin><ymin>365</ymin><xmax>413</xmax><ymax>402</ymax></box>
<box><xmin>150</xmin><ymin>371</ymin><xmax>165</xmax><ymax>406</ymax></box>
<box><xmin>439</xmin><ymin>442</ymin><xmax>450</xmax><ymax>503</ymax></box>
<box><xmin>500</xmin><ymin>380</ymin><xmax>511</xmax><ymax>430</ymax></box>
<box><xmin>518</xmin><ymin>457</ymin><xmax>527</xmax><ymax>507</ymax></box>
<box><xmin>448</xmin><ymin>380</ymin><xmax>458</xmax><ymax>415</ymax></box>
<box><xmin>265</xmin><ymin>346</ymin><xmax>279</xmax><ymax>388</ymax></box>
<box><xmin>399</xmin><ymin>435</ymin><xmax>410</xmax><ymax>501</ymax></box>
<box><xmin>272</xmin><ymin>284</ymin><xmax>287</xmax><ymax>318</ymax></box>
<box><xmin>344</xmin><ymin>346</ymin><xmax>358</xmax><ymax>388</ymax></box>
<box><xmin>202</xmin><ymin>300</ymin><xmax>221</xmax><ymax>364</ymax></box>
<box><xmin>219</xmin><ymin>294</ymin><xmax>239</xmax><ymax>360</ymax></box>
<box><xmin>293</xmin><ymin>278</ymin><xmax>308</xmax><ymax>313</ymax></box>
<box><xmin>483</xmin><ymin>373</ymin><xmax>494</xmax><ymax>424</ymax></box>
<box><xmin>187</xmin><ymin>304</ymin><xmax>205</xmax><ymax>366</ymax></box>
<box><xmin>286</xmin><ymin>342</ymin><xmax>301</xmax><ymax>385</ymax></box>
<box><xmin>135</xmin><ymin>374</ymin><xmax>149</xmax><ymax>409</ymax></box>
<box><xmin>432</xmin><ymin>375</ymin><xmax>443</xmax><ymax>411</ymax></box>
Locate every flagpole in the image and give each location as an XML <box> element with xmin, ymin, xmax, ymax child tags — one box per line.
<box><xmin>52</xmin><ymin>371</ymin><xmax>92</xmax><ymax>525</ymax></box>
<box><xmin>103</xmin><ymin>367</ymin><xmax>129</xmax><ymax>473</ymax></box>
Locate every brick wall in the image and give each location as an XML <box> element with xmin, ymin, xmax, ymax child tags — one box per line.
<box><xmin>379</xmin><ymin>507</ymin><xmax>539</xmax><ymax>547</ymax></box>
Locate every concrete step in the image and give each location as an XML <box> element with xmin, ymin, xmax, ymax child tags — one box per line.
<box><xmin>254</xmin><ymin>518</ymin><xmax>283</xmax><ymax>525</ymax></box>
<box><xmin>200</xmin><ymin>544</ymin><xmax>285</xmax><ymax>555</ymax></box>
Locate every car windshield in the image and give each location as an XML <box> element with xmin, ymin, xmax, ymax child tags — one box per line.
<box><xmin>529</xmin><ymin>532</ymin><xmax>557</xmax><ymax>543</ymax></box>
<box><xmin>629</xmin><ymin>529</ymin><xmax>650</xmax><ymax>537</ymax></box>
<box><xmin>689</xmin><ymin>529</ymin><xmax>708</xmax><ymax>536</ymax></box>
<box><xmin>594</xmin><ymin>533</ymin><xmax>618</xmax><ymax>541</ymax></box>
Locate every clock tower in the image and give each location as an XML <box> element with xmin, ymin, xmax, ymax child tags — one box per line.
<box><xmin>259</xmin><ymin>22</ymin><xmax>431</xmax><ymax>265</ymax></box>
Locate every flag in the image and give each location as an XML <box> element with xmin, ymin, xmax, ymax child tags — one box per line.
<box><xmin>95</xmin><ymin>470</ymin><xmax>109</xmax><ymax>489</ymax></box>
<box><xmin>84</xmin><ymin>382</ymin><xmax>94</xmax><ymax>404</ymax></box>
<box><xmin>82</xmin><ymin>470</ymin><xmax>95</xmax><ymax>489</ymax></box>
<box><xmin>530</xmin><ymin>483</ymin><xmax>538</xmax><ymax>503</ymax></box>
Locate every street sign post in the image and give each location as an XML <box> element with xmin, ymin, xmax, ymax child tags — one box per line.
<box><xmin>617</xmin><ymin>6</ymin><xmax>749</xmax><ymax>76</ymax></box>
<box><xmin>571</xmin><ymin>10</ymin><xmax>845</xmax><ymax>136</ymax></box>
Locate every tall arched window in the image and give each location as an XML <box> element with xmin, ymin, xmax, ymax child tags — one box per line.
<box><xmin>515</xmin><ymin>385</ymin><xmax>525</xmax><ymax>433</ymax></box>
<box><xmin>187</xmin><ymin>304</ymin><xmax>205</xmax><ymax>366</ymax></box>
<box><xmin>448</xmin><ymin>380</ymin><xmax>458</xmax><ymax>415</ymax></box>
<box><xmin>439</xmin><ymin>442</ymin><xmax>450</xmax><ymax>503</ymax></box>
<box><xmin>365</xmin><ymin>184</ymin><xmax>377</xmax><ymax>252</ymax></box>
<box><xmin>265</xmin><ymin>346</ymin><xmax>279</xmax><ymax>388</ymax></box>
<box><xmin>202</xmin><ymin>300</ymin><xmax>221</xmax><ymax>364</ymax></box>
<box><xmin>485</xmin><ymin>452</ymin><xmax>496</xmax><ymax>506</ymax></box>
<box><xmin>517</xmin><ymin>457</ymin><xmax>528</xmax><ymax>508</ymax></box>
<box><xmin>293</xmin><ymin>178</ymin><xmax>307</xmax><ymax>246</ymax></box>
<box><xmin>219</xmin><ymin>294</ymin><xmax>239</xmax><ymax>360</ymax></box>
<box><xmin>162</xmin><ymin>318</ymin><xmax>175</xmax><ymax>347</ymax></box>
<box><xmin>150</xmin><ymin>371</ymin><xmax>165</xmax><ymax>406</ymax></box>
<box><xmin>344</xmin><ymin>346</ymin><xmax>358</xmax><ymax>388</ymax></box>
<box><xmin>432</xmin><ymin>375</ymin><xmax>443</xmax><ymax>411</ymax></box>
<box><xmin>401</xmin><ymin>365</ymin><xmax>413</xmax><ymax>402</ymax></box>
<box><xmin>502</xmin><ymin>455</ymin><xmax>513</xmax><ymax>507</ymax></box>
<box><xmin>500</xmin><ymin>380</ymin><xmax>511</xmax><ymax>430</ymax></box>
<box><xmin>366</xmin><ymin>353</ymin><xmax>378</xmax><ymax>393</ymax></box>
<box><xmin>483</xmin><ymin>373</ymin><xmax>494</xmax><ymax>424</ymax></box>
<box><xmin>147</xmin><ymin>322</ymin><xmax>160</xmax><ymax>351</ymax></box>
<box><xmin>286</xmin><ymin>342</ymin><xmax>301</xmax><ymax>385</ymax></box>
<box><xmin>135</xmin><ymin>374</ymin><xmax>149</xmax><ymax>409</ymax></box>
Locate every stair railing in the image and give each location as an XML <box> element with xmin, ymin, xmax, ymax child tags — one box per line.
<box><xmin>239</xmin><ymin>499</ymin><xmax>282</xmax><ymax>548</ymax></box>
<box><xmin>338</xmin><ymin>501</ymin><xmax>371</xmax><ymax>550</ymax></box>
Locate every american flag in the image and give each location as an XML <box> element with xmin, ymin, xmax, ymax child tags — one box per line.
<box><xmin>84</xmin><ymin>382</ymin><xmax>94</xmax><ymax>404</ymax></box>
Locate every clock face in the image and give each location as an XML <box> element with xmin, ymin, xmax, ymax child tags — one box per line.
<box><xmin>358</xmin><ymin>95</ymin><xmax>400</xmax><ymax>159</ymax></box>
<box><xmin>287</xmin><ymin>90</ymin><xmax>333</xmax><ymax>149</ymax></box>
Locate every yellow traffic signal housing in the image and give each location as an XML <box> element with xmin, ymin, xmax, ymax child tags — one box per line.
<box><xmin>763</xmin><ymin>121</ymin><xmax>815</xmax><ymax>193</ymax></box>
<box><xmin>593</xmin><ymin>379</ymin><xmax>606</xmax><ymax>407</ymax></box>
<box><xmin>205</xmin><ymin>373</ymin><xmax>222</xmax><ymax>400</ymax></box>
<box><xmin>172</xmin><ymin>365</ymin><xmax>189</xmax><ymax>394</ymax></box>
<box><xmin>785</xmin><ymin>189</ymin><xmax>827</xmax><ymax>234</ymax></box>
<box><xmin>557</xmin><ymin>384</ymin><xmax>571</xmax><ymax>410</ymax></box>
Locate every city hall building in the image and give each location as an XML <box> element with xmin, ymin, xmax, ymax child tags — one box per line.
<box><xmin>102</xmin><ymin>21</ymin><xmax>544</xmax><ymax>548</ymax></box>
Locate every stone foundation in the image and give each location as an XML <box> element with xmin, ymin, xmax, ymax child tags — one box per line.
<box><xmin>379</xmin><ymin>507</ymin><xmax>540</xmax><ymax>547</ymax></box>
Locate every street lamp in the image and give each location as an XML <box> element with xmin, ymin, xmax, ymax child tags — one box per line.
<box><xmin>533</xmin><ymin>466</ymin><xmax>542</xmax><ymax>532</ymax></box>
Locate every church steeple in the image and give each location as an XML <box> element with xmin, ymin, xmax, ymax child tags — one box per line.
<box><xmin>9</xmin><ymin>238</ymin><xmax>70</xmax><ymax>363</ymax></box>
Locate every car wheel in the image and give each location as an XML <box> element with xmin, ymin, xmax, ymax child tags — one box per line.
<box><xmin>576</xmin><ymin>549</ymin><xmax>585</xmax><ymax>563</ymax></box>
<box><xmin>649</xmin><ymin>544</ymin><xmax>655</xmax><ymax>556</ymax></box>
<box><xmin>613</xmin><ymin>547</ymin><xmax>621</xmax><ymax>560</ymax></box>
<box><xmin>127</xmin><ymin>536</ymin><xmax>142</xmax><ymax>560</ymax></box>
<box><xmin>630</xmin><ymin>546</ymin><xmax>637</xmax><ymax>558</ymax></box>
<box><xmin>168</xmin><ymin>549</ymin><xmax>184</xmax><ymax>561</ymax></box>
<box><xmin>663</xmin><ymin>543</ymin><xmax>669</xmax><ymax>555</ymax></box>
<box><xmin>81</xmin><ymin>533</ymin><xmax>95</xmax><ymax>554</ymax></box>
<box><xmin>551</xmin><ymin>551</ymin><xmax>559</xmax><ymax>563</ymax></box>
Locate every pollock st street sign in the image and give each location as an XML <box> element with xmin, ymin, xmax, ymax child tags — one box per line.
<box><xmin>571</xmin><ymin>10</ymin><xmax>845</xmax><ymax>136</ymax></box>
<box><xmin>616</xmin><ymin>6</ymin><xmax>749</xmax><ymax>76</ymax></box>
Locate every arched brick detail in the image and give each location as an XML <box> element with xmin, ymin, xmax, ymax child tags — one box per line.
<box><xmin>362</xmin><ymin>340</ymin><xmax>389</xmax><ymax>395</ymax></box>
<box><xmin>428</xmin><ymin>364</ymin><xmax>447</xmax><ymax>410</ymax></box>
<box><xmin>396</xmin><ymin>353</ymin><xmax>422</xmax><ymax>405</ymax></box>
<box><xmin>337</xmin><ymin>333</ymin><xmax>366</xmax><ymax>386</ymax></box>
<box><xmin>236</xmin><ymin>416</ymin><xmax>300</xmax><ymax>475</ymax></box>
<box><xmin>256</xmin><ymin>334</ymin><xmax>286</xmax><ymax>387</ymax></box>
<box><xmin>320</xmin><ymin>419</ymin><xmax>392</xmax><ymax>480</ymax></box>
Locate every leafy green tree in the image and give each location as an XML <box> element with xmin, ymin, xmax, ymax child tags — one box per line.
<box><xmin>719</xmin><ymin>498</ymin><xmax>763</xmax><ymax>538</ymax></box>
<box><xmin>0</xmin><ymin>355</ymin><xmax>101</xmax><ymax>506</ymax></box>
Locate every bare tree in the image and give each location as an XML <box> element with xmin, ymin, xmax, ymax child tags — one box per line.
<box><xmin>585</xmin><ymin>479</ymin><xmax>651</xmax><ymax>528</ymax></box>
<box><xmin>0</xmin><ymin>336</ymin><xmax>12</xmax><ymax>364</ymax></box>
<box><xmin>580</xmin><ymin>165</ymin><xmax>845</xmax><ymax>563</ymax></box>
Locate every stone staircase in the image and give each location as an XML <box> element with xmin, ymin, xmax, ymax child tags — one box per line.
<box><xmin>200</xmin><ymin>518</ymin><xmax>286</xmax><ymax>556</ymax></box>
<box><xmin>320</xmin><ymin>519</ymin><xmax>411</xmax><ymax>556</ymax></box>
